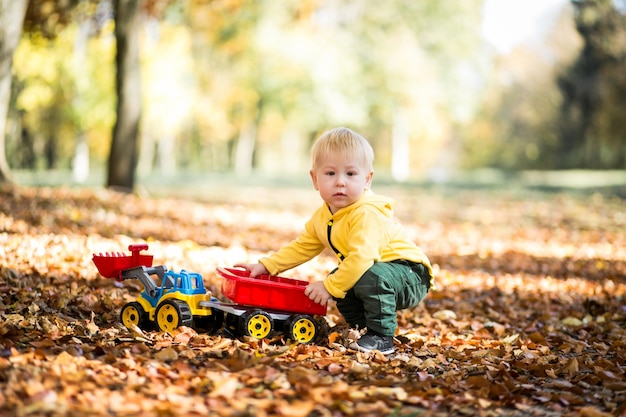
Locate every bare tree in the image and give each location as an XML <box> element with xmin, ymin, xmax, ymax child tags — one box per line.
<box><xmin>107</xmin><ymin>0</ymin><xmax>142</xmax><ymax>191</ymax></box>
<box><xmin>0</xmin><ymin>0</ymin><xmax>28</xmax><ymax>184</ymax></box>
<box><xmin>558</xmin><ymin>0</ymin><xmax>626</xmax><ymax>168</ymax></box>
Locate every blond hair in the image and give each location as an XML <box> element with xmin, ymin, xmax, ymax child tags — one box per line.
<box><xmin>311</xmin><ymin>127</ymin><xmax>374</xmax><ymax>171</ymax></box>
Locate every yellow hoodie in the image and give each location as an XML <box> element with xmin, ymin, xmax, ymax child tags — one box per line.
<box><xmin>260</xmin><ymin>190</ymin><xmax>435</xmax><ymax>298</ymax></box>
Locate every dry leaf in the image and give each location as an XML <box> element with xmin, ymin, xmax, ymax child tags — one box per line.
<box><xmin>561</xmin><ymin>317</ymin><xmax>583</xmax><ymax>326</ymax></box>
<box><xmin>154</xmin><ymin>347</ymin><xmax>178</xmax><ymax>361</ymax></box>
<box><xmin>433</xmin><ymin>309</ymin><xmax>457</xmax><ymax>320</ymax></box>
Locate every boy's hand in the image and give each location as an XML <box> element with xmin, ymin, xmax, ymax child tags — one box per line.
<box><xmin>305</xmin><ymin>281</ymin><xmax>331</xmax><ymax>305</ymax></box>
<box><xmin>234</xmin><ymin>262</ymin><xmax>268</xmax><ymax>278</ymax></box>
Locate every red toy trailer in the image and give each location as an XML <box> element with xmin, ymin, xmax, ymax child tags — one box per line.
<box><xmin>217</xmin><ymin>267</ymin><xmax>327</xmax><ymax>316</ymax></box>
<box><xmin>204</xmin><ymin>268</ymin><xmax>327</xmax><ymax>343</ymax></box>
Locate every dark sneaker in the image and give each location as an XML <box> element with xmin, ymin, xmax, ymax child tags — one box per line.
<box><xmin>351</xmin><ymin>332</ymin><xmax>394</xmax><ymax>354</ymax></box>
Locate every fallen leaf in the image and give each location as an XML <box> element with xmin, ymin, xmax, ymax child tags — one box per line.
<box><xmin>433</xmin><ymin>310</ymin><xmax>457</xmax><ymax>320</ymax></box>
<box><xmin>154</xmin><ymin>347</ymin><xmax>178</xmax><ymax>361</ymax></box>
<box><xmin>561</xmin><ymin>317</ymin><xmax>583</xmax><ymax>326</ymax></box>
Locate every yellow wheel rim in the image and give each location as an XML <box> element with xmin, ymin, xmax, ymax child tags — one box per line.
<box><xmin>121</xmin><ymin>305</ymin><xmax>141</xmax><ymax>328</ymax></box>
<box><xmin>291</xmin><ymin>317</ymin><xmax>316</xmax><ymax>343</ymax></box>
<box><xmin>157</xmin><ymin>303</ymin><xmax>179</xmax><ymax>332</ymax></box>
<box><xmin>246</xmin><ymin>314</ymin><xmax>271</xmax><ymax>339</ymax></box>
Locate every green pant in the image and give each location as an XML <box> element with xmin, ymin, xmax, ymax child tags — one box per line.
<box><xmin>334</xmin><ymin>260</ymin><xmax>430</xmax><ymax>337</ymax></box>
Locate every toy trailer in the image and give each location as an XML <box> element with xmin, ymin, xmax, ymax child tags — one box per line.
<box><xmin>202</xmin><ymin>268</ymin><xmax>328</xmax><ymax>344</ymax></box>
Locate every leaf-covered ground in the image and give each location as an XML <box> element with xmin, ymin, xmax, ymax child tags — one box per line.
<box><xmin>1</xmin><ymin>183</ymin><xmax>625</xmax><ymax>417</ymax></box>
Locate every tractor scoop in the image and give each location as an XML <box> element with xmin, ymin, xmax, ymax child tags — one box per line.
<box><xmin>92</xmin><ymin>243</ymin><xmax>154</xmax><ymax>281</ymax></box>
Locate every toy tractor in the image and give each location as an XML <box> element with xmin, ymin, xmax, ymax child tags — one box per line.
<box><xmin>92</xmin><ymin>244</ymin><xmax>222</xmax><ymax>333</ymax></box>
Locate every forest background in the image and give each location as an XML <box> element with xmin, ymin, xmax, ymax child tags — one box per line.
<box><xmin>0</xmin><ymin>0</ymin><xmax>625</xmax><ymax>191</ymax></box>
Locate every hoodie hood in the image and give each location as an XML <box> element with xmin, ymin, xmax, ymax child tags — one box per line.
<box><xmin>329</xmin><ymin>189</ymin><xmax>396</xmax><ymax>220</ymax></box>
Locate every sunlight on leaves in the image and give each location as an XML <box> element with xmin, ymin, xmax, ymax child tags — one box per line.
<box><xmin>0</xmin><ymin>186</ymin><xmax>624</xmax><ymax>416</ymax></box>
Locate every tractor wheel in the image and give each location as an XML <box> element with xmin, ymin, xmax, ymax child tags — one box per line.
<box><xmin>120</xmin><ymin>302</ymin><xmax>148</xmax><ymax>330</ymax></box>
<box><xmin>155</xmin><ymin>299</ymin><xmax>193</xmax><ymax>332</ymax></box>
<box><xmin>224</xmin><ymin>313</ymin><xmax>242</xmax><ymax>337</ymax></box>
<box><xmin>287</xmin><ymin>314</ymin><xmax>318</xmax><ymax>344</ymax></box>
<box><xmin>194</xmin><ymin>309</ymin><xmax>224</xmax><ymax>334</ymax></box>
<box><xmin>240</xmin><ymin>309</ymin><xmax>273</xmax><ymax>339</ymax></box>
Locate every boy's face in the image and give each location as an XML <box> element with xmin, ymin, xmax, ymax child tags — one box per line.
<box><xmin>310</xmin><ymin>154</ymin><xmax>373</xmax><ymax>214</ymax></box>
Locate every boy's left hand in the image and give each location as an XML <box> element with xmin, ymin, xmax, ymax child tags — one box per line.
<box><xmin>305</xmin><ymin>281</ymin><xmax>331</xmax><ymax>305</ymax></box>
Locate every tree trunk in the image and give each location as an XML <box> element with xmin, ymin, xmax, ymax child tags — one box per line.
<box><xmin>107</xmin><ymin>0</ymin><xmax>142</xmax><ymax>191</ymax></box>
<box><xmin>280</xmin><ymin>123</ymin><xmax>305</xmax><ymax>174</ymax></box>
<box><xmin>0</xmin><ymin>0</ymin><xmax>28</xmax><ymax>184</ymax></box>
<box><xmin>234</xmin><ymin>120</ymin><xmax>256</xmax><ymax>178</ymax></box>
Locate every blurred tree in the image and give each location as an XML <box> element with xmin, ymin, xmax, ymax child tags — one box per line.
<box><xmin>7</xmin><ymin>0</ymin><xmax>114</xmax><ymax>180</ymax></box>
<box><xmin>185</xmin><ymin>0</ymin><xmax>485</xmax><ymax>179</ymax></box>
<box><xmin>558</xmin><ymin>0</ymin><xmax>626</xmax><ymax>169</ymax></box>
<box><xmin>7</xmin><ymin>0</ymin><xmax>172</xmax><ymax>189</ymax></box>
<box><xmin>460</xmin><ymin>3</ymin><xmax>582</xmax><ymax>171</ymax></box>
<box><xmin>0</xmin><ymin>0</ymin><xmax>28</xmax><ymax>183</ymax></box>
<box><xmin>11</xmin><ymin>28</ymin><xmax>99</xmax><ymax>172</ymax></box>
<box><xmin>23</xmin><ymin>0</ymin><xmax>82</xmax><ymax>37</ymax></box>
<box><xmin>185</xmin><ymin>0</ymin><xmax>266</xmax><ymax>176</ymax></box>
<box><xmin>461</xmin><ymin>51</ymin><xmax>563</xmax><ymax>170</ymax></box>
<box><xmin>333</xmin><ymin>0</ymin><xmax>484</xmax><ymax>179</ymax></box>
<box><xmin>107</xmin><ymin>0</ymin><xmax>141</xmax><ymax>191</ymax></box>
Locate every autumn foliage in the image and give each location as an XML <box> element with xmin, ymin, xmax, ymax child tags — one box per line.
<box><xmin>0</xmin><ymin>184</ymin><xmax>625</xmax><ymax>416</ymax></box>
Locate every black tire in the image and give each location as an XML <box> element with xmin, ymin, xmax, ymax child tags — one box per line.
<box><xmin>240</xmin><ymin>309</ymin><xmax>274</xmax><ymax>339</ymax></box>
<box><xmin>287</xmin><ymin>314</ymin><xmax>318</xmax><ymax>344</ymax></box>
<box><xmin>224</xmin><ymin>313</ymin><xmax>242</xmax><ymax>337</ymax></box>
<box><xmin>155</xmin><ymin>299</ymin><xmax>193</xmax><ymax>332</ymax></box>
<box><xmin>314</xmin><ymin>316</ymin><xmax>331</xmax><ymax>346</ymax></box>
<box><xmin>194</xmin><ymin>309</ymin><xmax>224</xmax><ymax>334</ymax></box>
<box><xmin>120</xmin><ymin>301</ymin><xmax>148</xmax><ymax>330</ymax></box>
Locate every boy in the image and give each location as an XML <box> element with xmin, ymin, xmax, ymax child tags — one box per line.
<box><xmin>236</xmin><ymin>127</ymin><xmax>434</xmax><ymax>354</ymax></box>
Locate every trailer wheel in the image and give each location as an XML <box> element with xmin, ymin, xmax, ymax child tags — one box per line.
<box><xmin>288</xmin><ymin>314</ymin><xmax>318</xmax><ymax>344</ymax></box>
<box><xmin>241</xmin><ymin>310</ymin><xmax>273</xmax><ymax>339</ymax></box>
<box><xmin>314</xmin><ymin>316</ymin><xmax>331</xmax><ymax>345</ymax></box>
<box><xmin>155</xmin><ymin>299</ymin><xmax>192</xmax><ymax>332</ymax></box>
<box><xmin>194</xmin><ymin>309</ymin><xmax>224</xmax><ymax>334</ymax></box>
<box><xmin>120</xmin><ymin>302</ymin><xmax>148</xmax><ymax>330</ymax></box>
